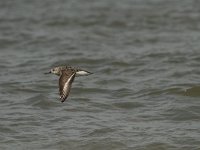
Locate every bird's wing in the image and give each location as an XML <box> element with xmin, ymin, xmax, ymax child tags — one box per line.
<box><xmin>59</xmin><ymin>70</ymin><xmax>76</xmax><ymax>102</ymax></box>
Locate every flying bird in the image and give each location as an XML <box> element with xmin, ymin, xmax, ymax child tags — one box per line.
<box><xmin>45</xmin><ymin>66</ymin><xmax>92</xmax><ymax>102</ymax></box>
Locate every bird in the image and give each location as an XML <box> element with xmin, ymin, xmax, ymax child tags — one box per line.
<box><xmin>45</xmin><ymin>66</ymin><xmax>92</xmax><ymax>102</ymax></box>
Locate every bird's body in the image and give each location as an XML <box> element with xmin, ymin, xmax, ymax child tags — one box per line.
<box><xmin>46</xmin><ymin>66</ymin><xmax>92</xmax><ymax>102</ymax></box>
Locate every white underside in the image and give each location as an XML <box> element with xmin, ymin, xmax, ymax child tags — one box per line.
<box><xmin>76</xmin><ymin>70</ymin><xmax>90</xmax><ymax>76</ymax></box>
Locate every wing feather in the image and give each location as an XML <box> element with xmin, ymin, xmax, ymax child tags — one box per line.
<box><xmin>59</xmin><ymin>70</ymin><xmax>76</xmax><ymax>102</ymax></box>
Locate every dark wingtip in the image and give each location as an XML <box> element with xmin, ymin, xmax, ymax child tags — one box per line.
<box><xmin>61</xmin><ymin>99</ymin><xmax>66</xmax><ymax>103</ymax></box>
<box><xmin>60</xmin><ymin>96</ymin><xmax>66</xmax><ymax>103</ymax></box>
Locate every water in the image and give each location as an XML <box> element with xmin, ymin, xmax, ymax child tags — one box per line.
<box><xmin>0</xmin><ymin>0</ymin><xmax>200</xmax><ymax>149</ymax></box>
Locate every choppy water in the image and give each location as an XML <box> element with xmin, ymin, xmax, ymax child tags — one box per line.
<box><xmin>0</xmin><ymin>0</ymin><xmax>200</xmax><ymax>149</ymax></box>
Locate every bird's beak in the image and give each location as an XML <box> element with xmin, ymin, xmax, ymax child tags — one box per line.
<box><xmin>44</xmin><ymin>71</ymin><xmax>51</xmax><ymax>75</ymax></box>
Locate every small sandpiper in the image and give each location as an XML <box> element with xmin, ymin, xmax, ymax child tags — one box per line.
<box><xmin>45</xmin><ymin>66</ymin><xmax>92</xmax><ymax>102</ymax></box>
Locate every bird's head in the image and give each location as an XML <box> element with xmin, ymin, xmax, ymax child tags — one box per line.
<box><xmin>45</xmin><ymin>67</ymin><xmax>62</xmax><ymax>76</ymax></box>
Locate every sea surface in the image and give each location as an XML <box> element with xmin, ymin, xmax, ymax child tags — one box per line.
<box><xmin>0</xmin><ymin>0</ymin><xmax>200</xmax><ymax>149</ymax></box>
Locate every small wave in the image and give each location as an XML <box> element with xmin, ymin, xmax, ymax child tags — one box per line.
<box><xmin>184</xmin><ymin>86</ymin><xmax>200</xmax><ymax>97</ymax></box>
<box><xmin>162</xmin><ymin>106</ymin><xmax>200</xmax><ymax>121</ymax></box>
<box><xmin>87</xmin><ymin>127</ymin><xmax>116</xmax><ymax>136</ymax></box>
<box><xmin>142</xmin><ymin>142</ymin><xmax>176</xmax><ymax>150</ymax></box>
<box><xmin>25</xmin><ymin>94</ymin><xmax>56</xmax><ymax>109</ymax></box>
<box><xmin>138</xmin><ymin>87</ymin><xmax>185</xmax><ymax>97</ymax></box>
<box><xmin>113</xmin><ymin>101</ymin><xmax>144</xmax><ymax>110</ymax></box>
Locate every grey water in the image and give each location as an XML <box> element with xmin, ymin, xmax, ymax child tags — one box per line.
<box><xmin>0</xmin><ymin>0</ymin><xmax>200</xmax><ymax>149</ymax></box>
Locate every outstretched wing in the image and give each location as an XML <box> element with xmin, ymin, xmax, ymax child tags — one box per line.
<box><xmin>59</xmin><ymin>70</ymin><xmax>76</xmax><ymax>102</ymax></box>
